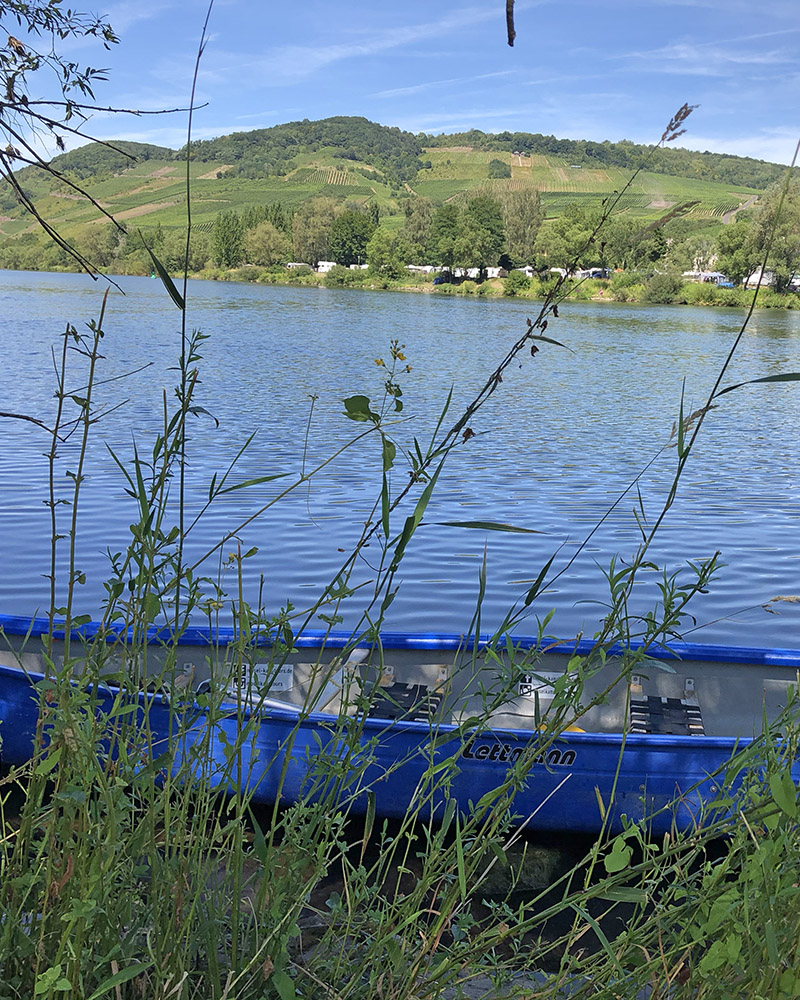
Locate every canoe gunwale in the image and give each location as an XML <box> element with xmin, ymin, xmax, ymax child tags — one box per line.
<box><xmin>2</xmin><ymin>614</ymin><xmax>800</xmax><ymax>670</ymax></box>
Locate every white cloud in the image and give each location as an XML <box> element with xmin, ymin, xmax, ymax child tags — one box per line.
<box><xmin>618</xmin><ymin>28</ymin><xmax>800</xmax><ymax>77</ymax></box>
<box><xmin>375</xmin><ymin>71</ymin><xmax>513</xmax><ymax>99</ymax></box>
<box><xmin>232</xmin><ymin>5</ymin><xmax>510</xmax><ymax>85</ymax></box>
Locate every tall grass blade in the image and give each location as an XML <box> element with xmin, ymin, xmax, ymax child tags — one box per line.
<box><xmin>140</xmin><ymin>234</ymin><xmax>185</xmax><ymax>311</ymax></box>
<box><xmin>715</xmin><ymin>371</ymin><xmax>800</xmax><ymax>398</ymax></box>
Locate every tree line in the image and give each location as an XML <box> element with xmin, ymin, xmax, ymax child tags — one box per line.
<box><xmin>0</xmin><ymin>177</ymin><xmax>796</xmax><ymax>288</ymax></box>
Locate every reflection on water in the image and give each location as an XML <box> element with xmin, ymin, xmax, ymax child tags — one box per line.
<box><xmin>1</xmin><ymin>270</ymin><xmax>799</xmax><ymax>647</ymax></box>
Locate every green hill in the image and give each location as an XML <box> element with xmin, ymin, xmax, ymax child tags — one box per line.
<box><xmin>0</xmin><ymin>116</ymin><xmax>780</xmax><ymax>264</ymax></box>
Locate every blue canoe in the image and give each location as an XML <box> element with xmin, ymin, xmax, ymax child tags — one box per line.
<box><xmin>0</xmin><ymin>614</ymin><xmax>798</xmax><ymax>835</ymax></box>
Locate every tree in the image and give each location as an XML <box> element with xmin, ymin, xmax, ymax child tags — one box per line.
<box><xmin>213</xmin><ymin>210</ymin><xmax>245</xmax><ymax>268</ymax></box>
<box><xmin>489</xmin><ymin>159</ymin><xmax>511</xmax><ymax>179</ymax></box>
<box><xmin>643</xmin><ymin>272</ymin><xmax>683</xmax><ymax>304</ymax></box>
<box><xmin>503</xmin><ymin>269</ymin><xmax>531</xmax><ymax>296</ymax></box>
<box><xmin>534</xmin><ymin>203</ymin><xmax>601</xmax><ymax>271</ymax></box>
<box><xmin>745</xmin><ymin>179</ymin><xmax>800</xmax><ymax>292</ymax></box>
<box><xmin>454</xmin><ymin>194</ymin><xmax>505</xmax><ymax>274</ymax></box>
<box><xmin>329</xmin><ymin>209</ymin><xmax>376</xmax><ymax>266</ymax></box>
<box><xmin>402</xmin><ymin>198</ymin><xmax>433</xmax><ymax>261</ymax></box>
<box><xmin>715</xmin><ymin>216</ymin><xmax>755</xmax><ymax>286</ymax></box>
<box><xmin>488</xmin><ymin>158</ymin><xmax>511</xmax><ymax>179</ymax></box>
<box><xmin>159</xmin><ymin>228</ymin><xmax>211</xmax><ymax>273</ymax></box>
<box><xmin>244</xmin><ymin>220</ymin><xmax>291</xmax><ymax>266</ymax></box>
<box><xmin>292</xmin><ymin>197</ymin><xmax>337</xmax><ymax>266</ymax></box>
<box><xmin>598</xmin><ymin>216</ymin><xmax>639</xmax><ymax>271</ymax></box>
<box><xmin>664</xmin><ymin>232</ymin><xmax>716</xmax><ymax>273</ymax></box>
<box><xmin>501</xmin><ymin>188</ymin><xmax>543</xmax><ymax>265</ymax></box>
<box><xmin>429</xmin><ymin>203</ymin><xmax>461</xmax><ymax>271</ymax></box>
<box><xmin>71</xmin><ymin>223</ymin><xmax>124</xmax><ymax>269</ymax></box>
<box><xmin>366</xmin><ymin>228</ymin><xmax>412</xmax><ymax>279</ymax></box>
<box><xmin>600</xmin><ymin>216</ymin><xmax>670</xmax><ymax>271</ymax></box>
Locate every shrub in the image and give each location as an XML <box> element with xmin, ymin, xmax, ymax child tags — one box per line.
<box><xmin>643</xmin><ymin>272</ymin><xmax>684</xmax><ymax>304</ymax></box>
<box><xmin>503</xmin><ymin>270</ymin><xmax>531</xmax><ymax>296</ymax></box>
<box><xmin>488</xmin><ymin>158</ymin><xmax>511</xmax><ymax>179</ymax></box>
<box><xmin>324</xmin><ymin>264</ymin><xmax>368</xmax><ymax>288</ymax></box>
<box><xmin>613</xmin><ymin>270</ymin><xmax>644</xmax><ymax>287</ymax></box>
<box><xmin>568</xmin><ymin>278</ymin><xmax>600</xmax><ymax>301</ymax></box>
<box><xmin>610</xmin><ymin>282</ymin><xmax>647</xmax><ymax>302</ymax></box>
<box><xmin>680</xmin><ymin>281</ymin><xmax>720</xmax><ymax>306</ymax></box>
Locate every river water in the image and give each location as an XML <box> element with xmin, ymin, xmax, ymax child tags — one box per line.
<box><xmin>1</xmin><ymin>270</ymin><xmax>799</xmax><ymax>648</ymax></box>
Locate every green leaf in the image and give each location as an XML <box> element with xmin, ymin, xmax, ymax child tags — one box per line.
<box><xmin>217</xmin><ymin>473</ymin><xmax>287</xmax><ymax>494</ymax></box>
<box><xmin>271</xmin><ymin>970</ymin><xmax>296</xmax><ymax>1000</ymax></box>
<box><xmin>698</xmin><ymin>938</ymin><xmax>728</xmax><ymax>975</ymax></box>
<box><xmin>186</xmin><ymin>404</ymin><xmax>219</xmax><ymax>428</ymax></box>
<box><xmin>361</xmin><ymin>791</ymin><xmax>376</xmax><ymax>860</ymax></box>
<box><xmin>35</xmin><ymin>966</ymin><xmax>65</xmax><ymax>995</ymax></box>
<box><xmin>248</xmin><ymin>806</ymin><xmax>269</xmax><ymax>864</ymax></box>
<box><xmin>343</xmin><ymin>394</ymin><xmax>378</xmax><ymax>422</ymax></box>
<box><xmin>144</xmin><ymin>591</ymin><xmax>161</xmax><ymax>621</ymax></box>
<box><xmin>381</xmin><ymin>470</ymin><xmax>390</xmax><ymax>539</ymax></box>
<box><xmin>715</xmin><ymin>372</ymin><xmax>800</xmax><ymax>398</ymax></box>
<box><xmin>391</xmin><ymin>458</ymin><xmax>444</xmax><ymax>569</ymax></box>
<box><xmin>597</xmin><ymin>886</ymin><xmax>647</xmax><ymax>903</ymax></box>
<box><xmin>768</xmin><ymin>770</ymin><xmax>797</xmax><ymax>818</ymax></box>
<box><xmin>523</xmin><ymin>554</ymin><xmax>556</xmax><ymax>607</ymax></box>
<box><xmin>381</xmin><ymin>435</ymin><xmax>396</xmax><ymax>472</ymax></box>
<box><xmin>454</xmin><ymin>813</ymin><xmax>468</xmax><ymax>901</ymax></box>
<box><xmin>85</xmin><ymin>963</ymin><xmax>151</xmax><ymax>1000</ymax></box>
<box><xmin>603</xmin><ymin>836</ymin><xmax>633</xmax><ymax>874</ymax></box>
<box><xmin>140</xmin><ymin>234</ymin><xmax>185</xmax><ymax>311</ymax></box>
<box><xmin>61</xmin><ymin>898</ymin><xmax>97</xmax><ymax>921</ymax></box>
<box><xmin>434</xmin><ymin>520</ymin><xmax>542</xmax><ymax>533</ymax></box>
<box><xmin>34</xmin><ymin>746</ymin><xmax>62</xmax><ymax>776</ymax></box>
<box><xmin>530</xmin><ymin>333</ymin><xmax>571</xmax><ymax>351</ymax></box>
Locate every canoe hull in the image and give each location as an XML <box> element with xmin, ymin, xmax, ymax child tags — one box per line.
<box><xmin>1</xmin><ymin>621</ymin><xmax>797</xmax><ymax>835</ymax></box>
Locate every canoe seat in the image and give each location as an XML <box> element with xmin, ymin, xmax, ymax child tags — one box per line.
<box><xmin>371</xmin><ymin>682</ymin><xmax>443</xmax><ymax>722</ymax></box>
<box><xmin>629</xmin><ymin>695</ymin><xmax>705</xmax><ymax>736</ymax></box>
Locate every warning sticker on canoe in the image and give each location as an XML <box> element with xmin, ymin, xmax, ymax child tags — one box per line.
<box><xmin>252</xmin><ymin>662</ymin><xmax>294</xmax><ymax>692</ymax></box>
<box><xmin>518</xmin><ymin>671</ymin><xmax>561</xmax><ymax>699</ymax></box>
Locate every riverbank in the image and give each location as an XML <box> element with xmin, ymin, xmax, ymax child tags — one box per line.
<box><xmin>2</xmin><ymin>262</ymin><xmax>797</xmax><ymax>308</ymax></box>
<box><xmin>189</xmin><ymin>263</ymin><xmax>800</xmax><ymax>309</ymax></box>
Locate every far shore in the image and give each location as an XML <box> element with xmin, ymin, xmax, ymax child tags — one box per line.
<box><xmin>3</xmin><ymin>265</ymin><xmax>798</xmax><ymax>310</ymax></box>
<box><xmin>181</xmin><ymin>265</ymin><xmax>800</xmax><ymax>311</ymax></box>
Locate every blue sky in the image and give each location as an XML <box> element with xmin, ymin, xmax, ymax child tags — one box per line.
<box><xmin>52</xmin><ymin>0</ymin><xmax>800</xmax><ymax>163</ymax></box>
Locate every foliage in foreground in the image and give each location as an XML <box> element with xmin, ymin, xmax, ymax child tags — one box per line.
<box><xmin>2</xmin><ymin>621</ymin><xmax>800</xmax><ymax>1000</ymax></box>
<box><xmin>0</xmin><ymin>12</ymin><xmax>798</xmax><ymax>988</ymax></box>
